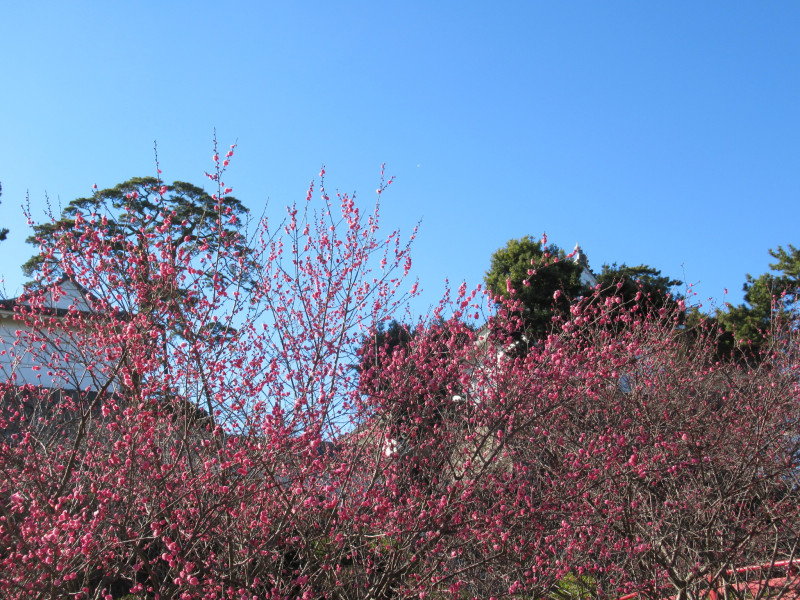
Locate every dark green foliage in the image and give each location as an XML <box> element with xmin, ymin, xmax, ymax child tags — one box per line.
<box><xmin>595</xmin><ymin>263</ymin><xmax>682</xmax><ymax>313</ymax></box>
<box><xmin>22</xmin><ymin>177</ymin><xmax>249</xmax><ymax>284</ymax></box>
<box><xmin>484</xmin><ymin>236</ymin><xmax>588</xmax><ymax>342</ymax></box>
<box><xmin>358</xmin><ymin>317</ymin><xmax>471</xmax><ymax>398</ymax></box>
<box><xmin>766</xmin><ymin>244</ymin><xmax>800</xmax><ymax>305</ymax></box>
<box><xmin>679</xmin><ymin>306</ymin><xmax>735</xmax><ymax>361</ymax></box>
<box><xmin>21</xmin><ymin>178</ymin><xmax>253</xmax><ymax>409</ymax></box>
<box><xmin>717</xmin><ymin>244</ymin><xmax>800</xmax><ymax>355</ymax></box>
<box><xmin>357</xmin><ymin>318</ymin><xmax>474</xmax><ymax>491</ymax></box>
<box><xmin>357</xmin><ymin>319</ymin><xmax>413</xmax><ymax>374</ymax></box>
<box><xmin>357</xmin><ymin>318</ymin><xmax>471</xmax><ymax>430</ymax></box>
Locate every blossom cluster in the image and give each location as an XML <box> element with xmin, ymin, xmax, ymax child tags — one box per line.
<box><xmin>0</xmin><ymin>156</ymin><xmax>797</xmax><ymax>600</ymax></box>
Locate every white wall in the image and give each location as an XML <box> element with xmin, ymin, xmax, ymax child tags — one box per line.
<box><xmin>0</xmin><ymin>280</ymin><xmax>118</xmax><ymax>391</ymax></box>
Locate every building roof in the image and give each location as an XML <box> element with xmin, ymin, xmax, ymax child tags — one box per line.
<box><xmin>0</xmin><ymin>276</ymin><xmax>102</xmax><ymax>318</ymax></box>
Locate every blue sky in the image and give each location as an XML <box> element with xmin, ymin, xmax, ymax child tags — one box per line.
<box><xmin>1</xmin><ymin>2</ymin><xmax>798</xmax><ymax>317</ymax></box>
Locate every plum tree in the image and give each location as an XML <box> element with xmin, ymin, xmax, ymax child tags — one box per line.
<box><xmin>0</xmin><ymin>152</ymin><xmax>797</xmax><ymax>600</ymax></box>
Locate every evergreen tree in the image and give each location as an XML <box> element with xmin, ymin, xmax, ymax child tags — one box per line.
<box><xmin>595</xmin><ymin>263</ymin><xmax>682</xmax><ymax>314</ymax></box>
<box><xmin>717</xmin><ymin>244</ymin><xmax>800</xmax><ymax>354</ymax></box>
<box><xmin>21</xmin><ymin>177</ymin><xmax>253</xmax><ymax>402</ymax></box>
<box><xmin>23</xmin><ymin>177</ymin><xmax>249</xmax><ymax>287</ymax></box>
<box><xmin>484</xmin><ymin>236</ymin><xmax>588</xmax><ymax>343</ymax></box>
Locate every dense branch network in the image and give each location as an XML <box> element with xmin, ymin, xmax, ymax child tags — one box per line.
<box><xmin>0</xmin><ymin>159</ymin><xmax>797</xmax><ymax>600</ymax></box>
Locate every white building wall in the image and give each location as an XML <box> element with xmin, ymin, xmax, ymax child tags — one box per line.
<box><xmin>0</xmin><ymin>280</ymin><xmax>118</xmax><ymax>392</ymax></box>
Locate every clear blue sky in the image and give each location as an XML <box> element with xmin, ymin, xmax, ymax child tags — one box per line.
<box><xmin>2</xmin><ymin>2</ymin><xmax>798</xmax><ymax>317</ymax></box>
